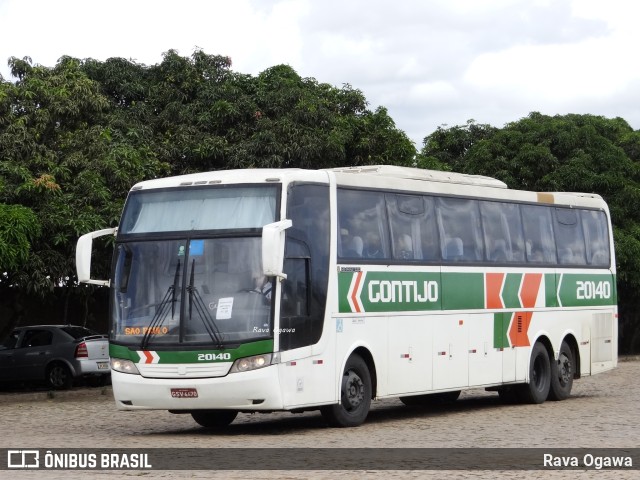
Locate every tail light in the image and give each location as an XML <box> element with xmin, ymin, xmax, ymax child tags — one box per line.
<box><xmin>75</xmin><ymin>342</ymin><xmax>88</xmax><ymax>358</ymax></box>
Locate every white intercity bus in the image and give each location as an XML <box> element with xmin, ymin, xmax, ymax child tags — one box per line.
<box><xmin>76</xmin><ymin>165</ymin><xmax>617</xmax><ymax>428</ymax></box>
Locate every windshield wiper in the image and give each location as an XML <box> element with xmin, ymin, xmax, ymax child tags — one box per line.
<box><xmin>187</xmin><ymin>259</ymin><xmax>224</xmax><ymax>348</ymax></box>
<box><xmin>140</xmin><ymin>259</ymin><xmax>181</xmax><ymax>350</ymax></box>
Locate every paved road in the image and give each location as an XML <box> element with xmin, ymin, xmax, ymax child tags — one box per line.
<box><xmin>2</xmin><ymin>358</ymin><xmax>639</xmax><ymax>479</ymax></box>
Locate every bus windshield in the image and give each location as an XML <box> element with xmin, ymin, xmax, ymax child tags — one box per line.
<box><xmin>111</xmin><ymin>237</ymin><xmax>273</xmax><ymax>347</ymax></box>
<box><xmin>111</xmin><ymin>185</ymin><xmax>278</xmax><ymax>348</ymax></box>
<box><xmin>120</xmin><ymin>185</ymin><xmax>278</xmax><ymax>234</ymax></box>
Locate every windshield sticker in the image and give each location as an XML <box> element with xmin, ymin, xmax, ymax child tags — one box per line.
<box><xmin>216</xmin><ymin>297</ymin><xmax>234</xmax><ymax>320</ymax></box>
<box><xmin>189</xmin><ymin>240</ymin><xmax>204</xmax><ymax>256</ymax></box>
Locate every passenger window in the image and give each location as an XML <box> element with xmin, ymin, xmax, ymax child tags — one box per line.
<box><xmin>554</xmin><ymin>208</ymin><xmax>587</xmax><ymax>266</ymax></box>
<box><xmin>22</xmin><ymin>330</ymin><xmax>53</xmax><ymax>347</ymax></box>
<box><xmin>1</xmin><ymin>331</ymin><xmax>19</xmax><ymax>349</ymax></box>
<box><xmin>581</xmin><ymin>210</ymin><xmax>610</xmax><ymax>267</ymax></box>
<box><xmin>480</xmin><ymin>201</ymin><xmax>525</xmax><ymax>263</ymax></box>
<box><xmin>522</xmin><ymin>205</ymin><xmax>556</xmax><ymax>264</ymax></box>
<box><xmin>337</xmin><ymin>189</ymin><xmax>389</xmax><ymax>260</ymax></box>
<box><xmin>436</xmin><ymin>197</ymin><xmax>483</xmax><ymax>262</ymax></box>
<box><xmin>387</xmin><ymin>194</ymin><xmax>439</xmax><ymax>261</ymax></box>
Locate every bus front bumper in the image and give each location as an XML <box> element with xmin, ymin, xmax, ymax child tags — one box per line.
<box><xmin>111</xmin><ymin>364</ymin><xmax>284</xmax><ymax>411</ymax></box>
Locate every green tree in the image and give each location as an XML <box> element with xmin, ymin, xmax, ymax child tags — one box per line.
<box><xmin>420</xmin><ymin>113</ymin><xmax>640</xmax><ymax>352</ymax></box>
<box><xmin>0</xmin><ymin>49</ymin><xmax>417</xmax><ymax>336</ymax></box>
<box><xmin>0</xmin><ymin>56</ymin><xmax>168</xmax><ymax>335</ymax></box>
<box><xmin>81</xmin><ymin>51</ymin><xmax>416</xmax><ymax>174</ymax></box>
<box><xmin>0</xmin><ymin>204</ymin><xmax>40</xmax><ymax>271</ymax></box>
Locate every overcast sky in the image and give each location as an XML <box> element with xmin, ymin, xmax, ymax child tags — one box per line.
<box><xmin>1</xmin><ymin>0</ymin><xmax>638</xmax><ymax>147</ymax></box>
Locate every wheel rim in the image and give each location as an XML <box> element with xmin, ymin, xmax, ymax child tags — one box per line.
<box><xmin>49</xmin><ymin>366</ymin><xmax>67</xmax><ymax>388</ymax></box>
<box><xmin>341</xmin><ymin>370</ymin><xmax>365</xmax><ymax>411</ymax></box>
<box><xmin>557</xmin><ymin>352</ymin><xmax>573</xmax><ymax>386</ymax></box>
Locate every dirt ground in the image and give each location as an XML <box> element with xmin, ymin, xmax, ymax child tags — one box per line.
<box><xmin>2</xmin><ymin>358</ymin><xmax>639</xmax><ymax>479</ymax></box>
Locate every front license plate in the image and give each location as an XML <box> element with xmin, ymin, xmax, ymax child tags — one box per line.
<box><xmin>97</xmin><ymin>362</ymin><xmax>109</xmax><ymax>370</ymax></box>
<box><xmin>171</xmin><ymin>388</ymin><xmax>199</xmax><ymax>398</ymax></box>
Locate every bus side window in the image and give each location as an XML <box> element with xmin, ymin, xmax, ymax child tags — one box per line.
<box><xmin>337</xmin><ymin>189</ymin><xmax>390</xmax><ymax>261</ymax></box>
<box><xmin>522</xmin><ymin>205</ymin><xmax>556</xmax><ymax>264</ymax></box>
<box><xmin>480</xmin><ymin>201</ymin><xmax>525</xmax><ymax>264</ymax></box>
<box><xmin>387</xmin><ymin>194</ymin><xmax>439</xmax><ymax>261</ymax></box>
<box><xmin>554</xmin><ymin>208</ymin><xmax>587</xmax><ymax>266</ymax></box>
<box><xmin>581</xmin><ymin>210</ymin><xmax>610</xmax><ymax>267</ymax></box>
<box><xmin>436</xmin><ymin>197</ymin><xmax>483</xmax><ymax>262</ymax></box>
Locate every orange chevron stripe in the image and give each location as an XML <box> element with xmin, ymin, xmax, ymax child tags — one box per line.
<box><xmin>520</xmin><ymin>273</ymin><xmax>542</xmax><ymax>308</ymax></box>
<box><xmin>351</xmin><ymin>271</ymin><xmax>363</xmax><ymax>313</ymax></box>
<box><xmin>486</xmin><ymin>273</ymin><xmax>505</xmax><ymax>309</ymax></box>
<box><xmin>142</xmin><ymin>351</ymin><xmax>154</xmax><ymax>364</ymax></box>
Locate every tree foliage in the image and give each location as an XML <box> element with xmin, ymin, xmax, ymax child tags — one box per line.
<box><xmin>0</xmin><ymin>50</ymin><xmax>415</xmax><ymax>334</ymax></box>
<box><xmin>420</xmin><ymin>113</ymin><xmax>640</xmax><ymax>352</ymax></box>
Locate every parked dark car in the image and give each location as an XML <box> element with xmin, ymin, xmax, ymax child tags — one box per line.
<box><xmin>0</xmin><ymin>325</ymin><xmax>110</xmax><ymax>389</ymax></box>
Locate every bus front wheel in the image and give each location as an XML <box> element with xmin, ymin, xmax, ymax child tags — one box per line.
<box><xmin>517</xmin><ymin>341</ymin><xmax>551</xmax><ymax>404</ymax></box>
<box><xmin>321</xmin><ymin>354</ymin><xmax>372</xmax><ymax>427</ymax></box>
<box><xmin>191</xmin><ymin>410</ymin><xmax>238</xmax><ymax>429</ymax></box>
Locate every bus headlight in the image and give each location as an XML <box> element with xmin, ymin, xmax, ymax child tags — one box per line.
<box><xmin>230</xmin><ymin>354</ymin><xmax>272</xmax><ymax>373</ymax></box>
<box><xmin>111</xmin><ymin>358</ymin><xmax>140</xmax><ymax>375</ymax></box>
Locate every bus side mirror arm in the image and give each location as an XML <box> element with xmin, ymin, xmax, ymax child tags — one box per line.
<box><xmin>76</xmin><ymin>227</ymin><xmax>117</xmax><ymax>286</ymax></box>
<box><xmin>262</xmin><ymin>219</ymin><xmax>292</xmax><ymax>280</ymax></box>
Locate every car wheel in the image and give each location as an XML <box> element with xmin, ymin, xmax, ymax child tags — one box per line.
<box><xmin>46</xmin><ymin>363</ymin><xmax>73</xmax><ymax>390</ymax></box>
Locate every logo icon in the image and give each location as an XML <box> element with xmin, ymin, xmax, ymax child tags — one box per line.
<box><xmin>8</xmin><ymin>450</ymin><xmax>39</xmax><ymax>469</ymax></box>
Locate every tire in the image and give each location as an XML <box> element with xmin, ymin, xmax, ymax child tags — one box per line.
<box><xmin>400</xmin><ymin>390</ymin><xmax>461</xmax><ymax>406</ymax></box>
<box><xmin>548</xmin><ymin>341</ymin><xmax>574</xmax><ymax>401</ymax></box>
<box><xmin>191</xmin><ymin>410</ymin><xmax>238</xmax><ymax>429</ymax></box>
<box><xmin>46</xmin><ymin>363</ymin><xmax>73</xmax><ymax>390</ymax></box>
<box><xmin>321</xmin><ymin>354</ymin><xmax>372</xmax><ymax>427</ymax></box>
<box><xmin>516</xmin><ymin>342</ymin><xmax>551</xmax><ymax>404</ymax></box>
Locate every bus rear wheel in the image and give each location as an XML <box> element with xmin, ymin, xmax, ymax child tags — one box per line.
<box><xmin>321</xmin><ymin>354</ymin><xmax>371</xmax><ymax>427</ymax></box>
<box><xmin>517</xmin><ymin>341</ymin><xmax>551</xmax><ymax>404</ymax></box>
<box><xmin>548</xmin><ymin>341</ymin><xmax>574</xmax><ymax>401</ymax></box>
<box><xmin>191</xmin><ymin>410</ymin><xmax>238</xmax><ymax>429</ymax></box>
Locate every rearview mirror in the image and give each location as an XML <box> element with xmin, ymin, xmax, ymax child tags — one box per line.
<box><xmin>262</xmin><ymin>219</ymin><xmax>292</xmax><ymax>280</ymax></box>
<box><xmin>76</xmin><ymin>228</ymin><xmax>117</xmax><ymax>286</ymax></box>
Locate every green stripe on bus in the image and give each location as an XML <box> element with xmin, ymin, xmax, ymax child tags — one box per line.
<box><xmin>338</xmin><ymin>271</ymin><xmax>355</xmax><ymax>313</ymax></box>
<box><xmin>441</xmin><ymin>272</ymin><xmax>484</xmax><ymax>310</ymax></box>
<box><xmin>502</xmin><ymin>273</ymin><xmax>523</xmax><ymax>309</ymax></box>
<box><xmin>556</xmin><ymin>273</ymin><xmax>617</xmax><ymax>307</ymax></box>
<box><xmin>338</xmin><ymin>270</ymin><xmax>616</xmax><ymax>314</ymax></box>
<box><xmin>545</xmin><ymin>273</ymin><xmax>557</xmax><ymax>308</ymax></box>
<box><xmin>493</xmin><ymin>312</ymin><xmax>511</xmax><ymax>349</ymax></box>
<box><xmin>109</xmin><ymin>339</ymin><xmax>274</xmax><ymax>363</ymax></box>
